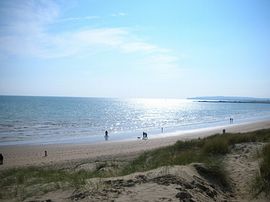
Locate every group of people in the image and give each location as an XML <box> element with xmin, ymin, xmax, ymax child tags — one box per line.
<box><xmin>104</xmin><ymin>130</ymin><xmax>150</xmax><ymax>141</ymax></box>
<box><xmin>104</xmin><ymin>127</ymin><xmax>166</xmax><ymax>141</ymax></box>
<box><xmin>230</xmin><ymin>117</ymin><xmax>234</xmax><ymax>124</ymax></box>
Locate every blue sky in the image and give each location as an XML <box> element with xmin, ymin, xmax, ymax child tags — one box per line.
<box><xmin>0</xmin><ymin>0</ymin><xmax>269</xmax><ymax>98</ymax></box>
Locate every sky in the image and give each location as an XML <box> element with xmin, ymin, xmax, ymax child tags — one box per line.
<box><xmin>0</xmin><ymin>0</ymin><xmax>269</xmax><ymax>99</ymax></box>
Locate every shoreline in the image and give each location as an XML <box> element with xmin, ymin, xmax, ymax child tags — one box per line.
<box><xmin>0</xmin><ymin>119</ymin><xmax>270</xmax><ymax>169</ymax></box>
<box><xmin>2</xmin><ymin>115</ymin><xmax>270</xmax><ymax>146</ymax></box>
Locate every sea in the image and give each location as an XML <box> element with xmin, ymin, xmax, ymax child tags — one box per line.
<box><xmin>1</xmin><ymin>96</ymin><xmax>270</xmax><ymax>146</ymax></box>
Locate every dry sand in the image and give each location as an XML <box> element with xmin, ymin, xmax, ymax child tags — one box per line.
<box><xmin>224</xmin><ymin>142</ymin><xmax>266</xmax><ymax>201</ymax></box>
<box><xmin>72</xmin><ymin>164</ymin><xmax>231</xmax><ymax>202</ymax></box>
<box><xmin>1</xmin><ymin>120</ymin><xmax>270</xmax><ymax>202</ymax></box>
<box><xmin>0</xmin><ymin>120</ymin><xmax>270</xmax><ymax>169</ymax></box>
<box><xmin>21</xmin><ymin>164</ymin><xmax>231</xmax><ymax>202</ymax></box>
<box><xmin>22</xmin><ymin>142</ymin><xmax>268</xmax><ymax>202</ymax></box>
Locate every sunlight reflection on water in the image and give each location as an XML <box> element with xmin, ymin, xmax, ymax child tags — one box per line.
<box><xmin>1</xmin><ymin>96</ymin><xmax>270</xmax><ymax>145</ymax></box>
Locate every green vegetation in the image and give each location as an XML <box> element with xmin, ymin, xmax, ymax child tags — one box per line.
<box><xmin>193</xmin><ymin>161</ymin><xmax>230</xmax><ymax>190</ymax></box>
<box><xmin>253</xmin><ymin>143</ymin><xmax>270</xmax><ymax>198</ymax></box>
<box><xmin>122</xmin><ymin>129</ymin><xmax>270</xmax><ymax>175</ymax></box>
<box><xmin>260</xmin><ymin>143</ymin><xmax>270</xmax><ymax>196</ymax></box>
<box><xmin>202</xmin><ymin>136</ymin><xmax>229</xmax><ymax>155</ymax></box>
<box><xmin>121</xmin><ymin>128</ymin><xmax>270</xmax><ymax>195</ymax></box>
<box><xmin>0</xmin><ymin>166</ymin><xmax>112</xmax><ymax>200</ymax></box>
<box><xmin>1</xmin><ymin>128</ymin><xmax>270</xmax><ymax>200</ymax></box>
<box><xmin>1</xmin><ymin>166</ymin><xmax>99</xmax><ymax>187</ymax></box>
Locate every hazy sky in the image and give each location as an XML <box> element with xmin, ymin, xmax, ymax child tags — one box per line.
<box><xmin>0</xmin><ymin>0</ymin><xmax>269</xmax><ymax>98</ymax></box>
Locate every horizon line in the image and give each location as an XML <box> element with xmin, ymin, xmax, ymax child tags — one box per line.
<box><xmin>0</xmin><ymin>94</ymin><xmax>270</xmax><ymax>100</ymax></box>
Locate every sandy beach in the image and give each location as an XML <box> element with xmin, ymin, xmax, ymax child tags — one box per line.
<box><xmin>1</xmin><ymin>120</ymin><xmax>270</xmax><ymax>202</ymax></box>
<box><xmin>0</xmin><ymin>120</ymin><xmax>270</xmax><ymax>169</ymax></box>
<box><xmin>1</xmin><ymin>120</ymin><xmax>269</xmax><ymax>169</ymax></box>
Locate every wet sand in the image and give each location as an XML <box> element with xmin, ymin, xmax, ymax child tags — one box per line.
<box><xmin>0</xmin><ymin>120</ymin><xmax>270</xmax><ymax>169</ymax></box>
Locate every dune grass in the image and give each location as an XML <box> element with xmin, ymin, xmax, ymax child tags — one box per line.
<box><xmin>0</xmin><ymin>166</ymin><xmax>110</xmax><ymax>200</ymax></box>
<box><xmin>260</xmin><ymin>143</ymin><xmax>270</xmax><ymax>196</ymax></box>
<box><xmin>121</xmin><ymin>128</ymin><xmax>270</xmax><ymax>194</ymax></box>
<box><xmin>253</xmin><ymin>143</ymin><xmax>270</xmax><ymax>198</ymax></box>
<box><xmin>1</xmin><ymin>128</ymin><xmax>270</xmax><ymax>200</ymax></box>
<box><xmin>0</xmin><ymin>167</ymin><xmax>97</xmax><ymax>187</ymax></box>
<box><xmin>122</xmin><ymin>129</ymin><xmax>270</xmax><ymax>175</ymax></box>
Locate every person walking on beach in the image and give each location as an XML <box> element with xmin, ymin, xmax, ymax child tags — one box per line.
<box><xmin>44</xmin><ymin>150</ymin><xmax>47</xmax><ymax>157</ymax></box>
<box><xmin>104</xmin><ymin>130</ymin><xmax>109</xmax><ymax>141</ymax></box>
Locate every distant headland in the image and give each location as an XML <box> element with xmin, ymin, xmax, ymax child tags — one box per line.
<box><xmin>188</xmin><ymin>96</ymin><xmax>270</xmax><ymax>104</ymax></box>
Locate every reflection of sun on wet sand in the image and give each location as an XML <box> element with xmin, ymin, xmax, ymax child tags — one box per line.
<box><xmin>0</xmin><ymin>120</ymin><xmax>270</xmax><ymax>201</ymax></box>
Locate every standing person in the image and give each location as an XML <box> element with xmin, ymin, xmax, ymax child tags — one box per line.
<box><xmin>143</xmin><ymin>132</ymin><xmax>148</xmax><ymax>140</ymax></box>
<box><xmin>104</xmin><ymin>130</ymin><xmax>109</xmax><ymax>141</ymax></box>
<box><xmin>0</xmin><ymin>153</ymin><xmax>3</xmax><ymax>165</ymax></box>
<box><xmin>161</xmin><ymin>127</ymin><xmax>164</xmax><ymax>133</ymax></box>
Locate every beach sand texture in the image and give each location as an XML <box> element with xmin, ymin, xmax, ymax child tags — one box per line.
<box><xmin>0</xmin><ymin>120</ymin><xmax>269</xmax><ymax>169</ymax></box>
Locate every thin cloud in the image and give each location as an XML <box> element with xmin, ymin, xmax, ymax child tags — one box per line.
<box><xmin>120</xmin><ymin>42</ymin><xmax>158</xmax><ymax>53</ymax></box>
<box><xmin>111</xmin><ymin>12</ymin><xmax>127</xmax><ymax>17</ymax></box>
<box><xmin>0</xmin><ymin>0</ymin><xmax>180</xmax><ymax>79</ymax></box>
<box><xmin>140</xmin><ymin>54</ymin><xmax>185</xmax><ymax>80</ymax></box>
<box><xmin>56</xmin><ymin>15</ymin><xmax>100</xmax><ymax>23</ymax></box>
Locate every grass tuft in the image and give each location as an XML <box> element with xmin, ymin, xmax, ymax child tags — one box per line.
<box><xmin>203</xmin><ymin>135</ymin><xmax>229</xmax><ymax>155</ymax></box>
<box><xmin>253</xmin><ymin>143</ymin><xmax>270</xmax><ymax>198</ymax></box>
<box><xmin>194</xmin><ymin>161</ymin><xmax>230</xmax><ymax>191</ymax></box>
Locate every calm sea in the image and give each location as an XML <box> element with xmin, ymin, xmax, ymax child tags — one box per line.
<box><xmin>1</xmin><ymin>96</ymin><xmax>270</xmax><ymax>145</ymax></box>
